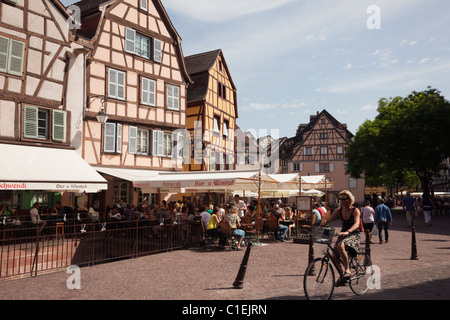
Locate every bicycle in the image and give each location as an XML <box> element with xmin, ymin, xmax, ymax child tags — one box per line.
<box><xmin>303</xmin><ymin>226</ymin><xmax>374</xmax><ymax>300</ymax></box>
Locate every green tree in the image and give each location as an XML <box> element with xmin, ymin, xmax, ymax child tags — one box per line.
<box><xmin>346</xmin><ymin>87</ymin><xmax>450</xmax><ymax>196</ymax></box>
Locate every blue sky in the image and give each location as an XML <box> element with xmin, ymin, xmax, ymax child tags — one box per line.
<box><xmin>61</xmin><ymin>0</ymin><xmax>450</xmax><ymax>138</ymax></box>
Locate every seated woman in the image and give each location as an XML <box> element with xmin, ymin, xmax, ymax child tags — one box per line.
<box><xmin>224</xmin><ymin>206</ymin><xmax>245</xmax><ymax>250</ymax></box>
<box><xmin>206</xmin><ymin>207</ymin><xmax>226</xmax><ymax>249</ymax></box>
<box><xmin>320</xmin><ymin>190</ymin><xmax>361</xmax><ymax>284</ymax></box>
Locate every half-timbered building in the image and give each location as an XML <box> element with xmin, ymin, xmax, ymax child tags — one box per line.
<box><xmin>75</xmin><ymin>0</ymin><xmax>191</xmax><ymax>208</ymax></box>
<box><xmin>0</xmin><ymin>0</ymin><xmax>107</xmax><ymax>210</ymax></box>
<box><xmin>286</xmin><ymin>110</ymin><xmax>365</xmax><ymax>205</ymax></box>
<box><xmin>184</xmin><ymin>49</ymin><xmax>237</xmax><ymax>172</ymax></box>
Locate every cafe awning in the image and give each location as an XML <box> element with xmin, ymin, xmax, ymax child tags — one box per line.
<box><xmin>0</xmin><ymin>144</ymin><xmax>108</xmax><ymax>192</ymax></box>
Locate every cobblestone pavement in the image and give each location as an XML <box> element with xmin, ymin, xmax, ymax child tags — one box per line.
<box><xmin>1</xmin><ymin>210</ymin><xmax>449</xmax><ymax>302</ymax></box>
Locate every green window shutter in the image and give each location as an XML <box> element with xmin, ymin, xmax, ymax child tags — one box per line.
<box><xmin>24</xmin><ymin>106</ymin><xmax>38</xmax><ymax>139</ymax></box>
<box><xmin>8</xmin><ymin>39</ymin><xmax>25</xmax><ymax>76</ymax></box>
<box><xmin>117</xmin><ymin>71</ymin><xmax>125</xmax><ymax>100</ymax></box>
<box><xmin>52</xmin><ymin>110</ymin><xmax>66</xmax><ymax>142</ymax></box>
<box><xmin>0</xmin><ymin>36</ymin><xmax>8</xmax><ymax>73</ymax></box>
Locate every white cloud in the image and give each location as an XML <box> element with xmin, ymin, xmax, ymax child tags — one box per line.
<box><xmin>243</xmin><ymin>100</ymin><xmax>309</xmax><ymax>111</ymax></box>
<box><xmin>343</xmin><ymin>63</ymin><xmax>354</xmax><ymax>70</ymax></box>
<box><xmin>372</xmin><ymin>49</ymin><xmax>399</xmax><ymax>68</ymax></box>
<box><xmin>419</xmin><ymin>58</ymin><xmax>431</xmax><ymax>64</ymax></box>
<box><xmin>361</xmin><ymin>103</ymin><xmax>376</xmax><ymax>110</ymax></box>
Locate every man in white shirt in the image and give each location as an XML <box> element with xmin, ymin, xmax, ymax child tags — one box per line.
<box><xmin>199</xmin><ymin>205</ymin><xmax>211</xmax><ymax>230</ymax></box>
<box><xmin>30</xmin><ymin>202</ymin><xmax>44</xmax><ymax>225</ymax></box>
<box><xmin>234</xmin><ymin>195</ymin><xmax>247</xmax><ymax>218</ymax></box>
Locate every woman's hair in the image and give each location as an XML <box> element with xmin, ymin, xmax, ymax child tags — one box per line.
<box><xmin>339</xmin><ymin>190</ymin><xmax>355</xmax><ymax>206</ymax></box>
<box><xmin>228</xmin><ymin>206</ymin><xmax>237</xmax><ymax>214</ymax></box>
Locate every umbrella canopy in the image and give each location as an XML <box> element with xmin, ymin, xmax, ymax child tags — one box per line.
<box><xmin>303</xmin><ymin>189</ymin><xmax>325</xmax><ymax>197</ymax></box>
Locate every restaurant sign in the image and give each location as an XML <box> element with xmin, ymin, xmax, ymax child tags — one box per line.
<box><xmin>134</xmin><ymin>179</ymin><xmax>236</xmax><ymax>189</ymax></box>
<box><xmin>0</xmin><ymin>182</ymin><xmax>106</xmax><ymax>191</ymax></box>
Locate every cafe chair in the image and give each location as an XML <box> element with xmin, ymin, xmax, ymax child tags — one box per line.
<box><xmin>219</xmin><ymin>220</ymin><xmax>238</xmax><ymax>251</ymax></box>
<box><xmin>266</xmin><ymin>215</ymin><xmax>280</xmax><ymax>241</ymax></box>
<box><xmin>56</xmin><ymin>222</ymin><xmax>64</xmax><ymax>237</ymax></box>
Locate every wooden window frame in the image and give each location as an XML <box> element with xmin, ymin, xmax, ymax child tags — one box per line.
<box><xmin>23</xmin><ymin>105</ymin><xmax>67</xmax><ymax>143</ymax></box>
<box><xmin>0</xmin><ymin>34</ymin><xmax>26</xmax><ymax>78</ymax></box>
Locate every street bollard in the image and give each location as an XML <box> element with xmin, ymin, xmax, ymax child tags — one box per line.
<box><xmin>233</xmin><ymin>241</ymin><xmax>253</xmax><ymax>289</ymax></box>
<box><xmin>410</xmin><ymin>226</ymin><xmax>419</xmax><ymax>260</ymax></box>
<box><xmin>307</xmin><ymin>232</ymin><xmax>315</xmax><ymax>275</ymax></box>
<box><xmin>365</xmin><ymin>229</ymin><xmax>371</xmax><ymax>259</ymax></box>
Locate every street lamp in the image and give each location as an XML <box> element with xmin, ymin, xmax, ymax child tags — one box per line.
<box><xmin>96</xmin><ymin>108</ymin><xmax>108</xmax><ymax>124</ymax></box>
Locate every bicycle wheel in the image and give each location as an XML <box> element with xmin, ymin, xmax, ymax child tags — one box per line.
<box><xmin>304</xmin><ymin>257</ymin><xmax>335</xmax><ymax>300</ymax></box>
<box><xmin>349</xmin><ymin>254</ymin><xmax>373</xmax><ymax>296</ymax></box>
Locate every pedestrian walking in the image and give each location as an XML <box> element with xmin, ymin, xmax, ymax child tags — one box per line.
<box><xmin>361</xmin><ymin>200</ymin><xmax>375</xmax><ymax>243</ymax></box>
<box><xmin>421</xmin><ymin>193</ymin><xmax>435</xmax><ymax>227</ymax></box>
<box><xmin>402</xmin><ymin>192</ymin><xmax>416</xmax><ymax>227</ymax></box>
<box><xmin>374</xmin><ymin>199</ymin><xmax>392</xmax><ymax>244</ymax></box>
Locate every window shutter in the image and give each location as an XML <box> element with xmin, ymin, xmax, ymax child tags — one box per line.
<box><xmin>129</xmin><ymin>126</ymin><xmax>137</xmax><ymax>154</ymax></box>
<box><xmin>289</xmin><ymin>163</ymin><xmax>294</xmax><ymax>172</ymax></box>
<box><xmin>108</xmin><ymin>69</ymin><xmax>117</xmax><ymax>98</ymax></box>
<box><xmin>172</xmin><ymin>86</ymin><xmax>179</xmax><ymax>110</ymax></box>
<box><xmin>152</xmin><ymin>130</ymin><xmax>158</xmax><ymax>156</ymax></box>
<box><xmin>125</xmin><ymin>28</ymin><xmax>136</xmax><ymax>54</ymax></box>
<box><xmin>166</xmin><ymin>133</ymin><xmax>173</xmax><ymax>157</ymax></box>
<box><xmin>142</xmin><ymin>78</ymin><xmax>155</xmax><ymax>106</ymax></box>
<box><xmin>329</xmin><ymin>163</ymin><xmax>335</xmax><ymax>172</ymax></box>
<box><xmin>116</xmin><ymin>124</ymin><xmax>122</xmax><ymax>153</ymax></box>
<box><xmin>117</xmin><ymin>71</ymin><xmax>125</xmax><ymax>100</ymax></box>
<box><xmin>8</xmin><ymin>39</ymin><xmax>25</xmax><ymax>76</ymax></box>
<box><xmin>24</xmin><ymin>106</ymin><xmax>38</xmax><ymax>139</ymax></box>
<box><xmin>153</xmin><ymin>39</ymin><xmax>162</xmax><ymax>63</ymax></box>
<box><xmin>167</xmin><ymin>85</ymin><xmax>173</xmax><ymax>109</ymax></box>
<box><xmin>104</xmin><ymin>123</ymin><xmax>116</xmax><ymax>153</ymax></box>
<box><xmin>0</xmin><ymin>37</ymin><xmax>8</xmax><ymax>73</ymax></box>
<box><xmin>52</xmin><ymin>110</ymin><xmax>66</xmax><ymax>142</ymax></box>
<box><xmin>315</xmin><ymin>164</ymin><xmax>320</xmax><ymax>173</ymax></box>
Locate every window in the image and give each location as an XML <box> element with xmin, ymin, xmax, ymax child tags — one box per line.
<box><xmin>223</xmin><ymin>120</ymin><xmax>229</xmax><ymax>137</ymax></box>
<box><xmin>320</xmin><ymin>132</ymin><xmax>328</xmax><ymax>139</ymax></box>
<box><xmin>290</xmin><ymin>162</ymin><xmax>302</xmax><ymax>172</ymax></box>
<box><xmin>152</xmin><ymin>130</ymin><xmax>174</xmax><ymax>157</ymax></box>
<box><xmin>213</xmin><ymin>116</ymin><xmax>220</xmax><ymax>134</ymax></box>
<box><xmin>218</xmin><ymin>82</ymin><xmax>226</xmax><ymax>99</ymax></box>
<box><xmin>104</xmin><ymin>122</ymin><xmax>122</xmax><ymax>153</ymax></box>
<box><xmin>108</xmin><ymin>68</ymin><xmax>126</xmax><ymax>100</ymax></box>
<box><xmin>0</xmin><ymin>35</ymin><xmax>25</xmax><ymax>76</ymax></box>
<box><xmin>337</xmin><ymin>145</ymin><xmax>344</xmax><ymax>154</ymax></box>
<box><xmin>167</xmin><ymin>84</ymin><xmax>179</xmax><ymax>110</ymax></box>
<box><xmin>125</xmin><ymin>27</ymin><xmax>162</xmax><ymax>62</ymax></box>
<box><xmin>139</xmin><ymin>0</ymin><xmax>148</xmax><ymax>11</ymax></box>
<box><xmin>349</xmin><ymin>178</ymin><xmax>357</xmax><ymax>189</ymax></box>
<box><xmin>129</xmin><ymin>126</ymin><xmax>149</xmax><ymax>155</ymax></box>
<box><xmin>321</xmin><ymin>146</ymin><xmax>328</xmax><ymax>155</ymax></box>
<box><xmin>315</xmin><ymin>163</ymin><xmax>335</xmax><ymax>173</ymax></box>
<box><xmin>114</xmin><ymin>182</ymin><xmax>130</xmax><ymax>205</ymax></box>
<box><xmin>23</xmin><ymin>106</ymin><xmax>66</xmax><ymax>142</ymax></box>
<box><xmin>141</xmin><ymin>77</ymin><xmax>156</xmax><ymax>106</ymax></box>
<box><xmin>305</xmin><ymin>147</ymin><xmax>314</xmax><ymax>156</ymax></box>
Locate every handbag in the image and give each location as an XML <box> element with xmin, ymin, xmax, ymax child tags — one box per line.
<box><xmin>371</xmin><ymin>223</ymin><xmax>378</xmax><ymax>235</ymax></box>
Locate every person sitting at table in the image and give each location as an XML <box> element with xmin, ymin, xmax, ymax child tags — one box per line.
<box><xmin>50</xmin><ymin>201</ymin><xmax>65</xmax><ymax>217</ymax></box>
<box><xmin>1</xmin><ymin>204</ymin><xmax>12</xmax><ymax>221</ymax></box>
<box><xmin>108</xmin><ymin>206</ymin><xmax>121</xmax><ymax>221</ymax></box>
<box><xmin>199</xmin><ymin>205</ymin><xmax>211</xmax><ymax>231</ymax></box>
<box><xmin>206</xmin><ymin>206</ymin><xmax>226</xmax><ymax>249</ymax></box>
<box><xmin>312</xmin><ymin>203</ymin><xmax>323</xmax><ymax>226</ymax></box>
<box><xmin>281</xmin><ymin>206</ymin><xmax>295</xmax><ymax>239</ymax></box>
<box><xmin>271</xmin><ymin>204</ymin><xmax>288</xmax><ymax>241</ymax></box>
<box><xmin>224</xmin><ymin>206</ymin><xmax>245</xmax><ymax>250</ymax></box>
<box><xmin>30</xmin><ymin>202</ymin><xmax>45</xmax><ymax>226</ymax></box>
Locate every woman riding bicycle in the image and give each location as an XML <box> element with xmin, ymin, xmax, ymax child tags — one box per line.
<box><xmin>320</xmin><ymin>190</ymin><xmax>361</xmax><ymax>282</ymax></box>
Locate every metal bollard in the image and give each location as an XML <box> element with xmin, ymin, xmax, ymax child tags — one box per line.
<box><xmin>365</xmin><ymin>229</ymin><xmax>371</xmax><ymax>259</ymax></box>
<box><xmin>410</xmin><ymin>226</ymin><xmax>419</xmax><ymax>260</ymax></box>
<box><xmin>233</xmin><ymin>241</ymin><xmax>253</xmax><ymax>289</ymax></box>
<box><xmin>307</xmin><ymin>232</ymin><xmax>315</xmax><ymax>275</ymax></box>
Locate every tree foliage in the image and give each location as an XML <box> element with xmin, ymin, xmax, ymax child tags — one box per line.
<box><xmin>346</xmin><ymin>87</ymin><xmax>450</xmax><ymax>195</ymax></box>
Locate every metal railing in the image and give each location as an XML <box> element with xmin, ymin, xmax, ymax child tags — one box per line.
<box><xmin>0</xmin><ymin>217</ymin><xmax>203</xmax><ymax>280</ymax></box>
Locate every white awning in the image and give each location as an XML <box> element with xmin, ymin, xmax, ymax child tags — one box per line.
<box><xmin>95</xmin><ymin>167</ymin><xmax>162</xmax><ymax>181</ymax></box>
<box><xmin>0</xmin><ymin>144</ymin><xmax>107</xmax><ymax>192</ymax></box>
